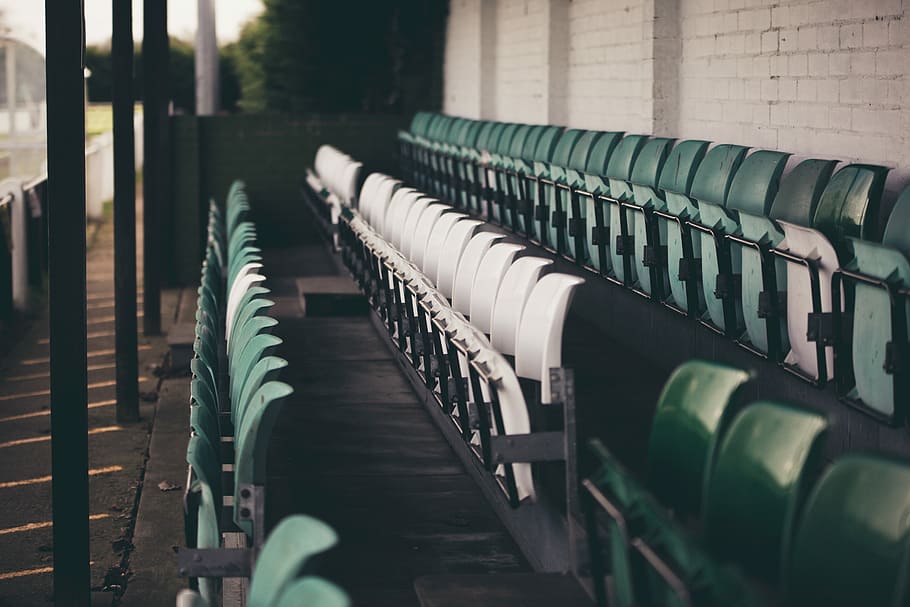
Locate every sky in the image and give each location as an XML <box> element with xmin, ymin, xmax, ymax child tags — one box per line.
<box><xmin>1</xmin><ymin>0</ymin><xmax>264</xmax><ymax>53</ymax></box>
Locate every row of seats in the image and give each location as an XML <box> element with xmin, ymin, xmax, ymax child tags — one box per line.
<box><xmin>305</xmin><ymin>145</ymin><xmax>363</xmax><ymax>247</ymax></box>
<box><xmin>583</xmin><ymin>359</ymin><xmax>910</xmax><ymax>607</ymax></box>
<box><xmin>314</xmin><ymin>147</ymin><xmax>585</xmax><ymax>506</ymax></box>
<box><xmin>181</xmin><ymin>182</ymin><xmax>348</xmax><ymax>606</ymax></box>
<box><xmin>399</xmin><ymin>112</ymin><xmax>910</xmax><ymax>426</ymax></box>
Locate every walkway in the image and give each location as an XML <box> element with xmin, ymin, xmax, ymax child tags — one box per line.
<box><xmin>0</xmin><ymin>204</ymin><xmax>175</xmax><ymax>606</ymax></box>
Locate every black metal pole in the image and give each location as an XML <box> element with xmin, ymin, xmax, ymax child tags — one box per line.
<box><xmin>114</xmin><ymin>0</ymin><xmax>139</xmax><ymax>421</ymax></box>
<box><xmin>45</xmin><ymin>1</ymin><xmax>90</xmax><ymax>605</ymax></box>
<box><xmin>142</xmin><ymin>0</ymin><xmax>166</xmax><ymax>335</ymax></box>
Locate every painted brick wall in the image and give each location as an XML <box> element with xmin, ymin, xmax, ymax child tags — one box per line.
<box><xmin>493</xmin><ymin>0</ymin><xmax>551</xmax><ymax>123</ymax></box>
<box><xmin>443</xmin><ymin>0</ymin><xmax>483</xmax><ymax>118</ymax></box>
<box><xmin>442</xmin><ymin>0</ymin><xmax>909</xmax><ymax>186</ymax></box>
<box><xmin>566</xmin><ymin>0</ymin><xmax>653</xmax><ymax>133</ymax></box>
<box><xmin>677</xmin><ymin>0</ymin><xmax>909</xmax><ymax>187</ymax></box>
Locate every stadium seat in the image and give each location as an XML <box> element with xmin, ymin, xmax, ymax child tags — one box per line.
<box><xmin>422</xmin><ymin>211</ymin><xmax>469</xmax><ymax>278</ymax></box>
<box><xmin>703</xmin><ymin>401</ymin><xmax>827</xmax><ymax>582</ymax></box>
<box><xmin>515</xmin><ymin>126</ymin><xmax>564</xmax><ymax>240</ymax></box>
<box><xmin>733</xmin><ymin>159</ymin><xmax>837</xmax><ymax>359</ymax></box>
<box><xmin>436</xmin><ymin>219</ymin><xmax>484</xmax><ymax>298</ymax></box>
<box><xmin>490</xmin><ymin>257</ymin><xmax>553</xmax><ymax>356</ymax></box>
<box><xmin>514</xmin><ymin>273</ymin><xmax>585</xmax><ymax>404</ymax></box>
<box><xmin>411</xmin><ymin>203</ymin><xmax>454</xmax><ymax>269</ymax></box>
<box><xmin>661</xmin><ymin>144</ymin><xmax>747</xmax><ymax>316</ymax></box>
<box><xmin>773</xmin><ymin>163</ymin><xmax>888</xmax><ymax>385</ymax></box>
<box><xmin>646</xmin><ymin>359</ymin><xmax>752</xmax><ymax>517</ymax></box>
<box><xmin>786</xmin><ymin>454</ymin><xmax>910</xmax><ymax>607</ymax></box>
<box><xmin>834</xmin><ymin>185</ymin><xmax>910</xmax><ymax>423</ymax></box>
<box><xmin>470</xmin><ymin>243</ymin><xmax>526</xmax><ymax>334</ymax></box>
<box><xmin>531</xmin><ymin>128</ymin><xmax>585</xmax><ymax>248</ymax></box>
<box><xmin>452</xmin><ymin>232</ymin><xmax>506</xmax><ymax>315</ymax></box>
<box><xmin>601</xmin><ymin>135</ymin><xmax>649</xmax><ymax>285</ymax></box>
<box><xmin>693</xmin><ymin>150</ymin><xmax>790</xmax><ymax>336</ymax></box>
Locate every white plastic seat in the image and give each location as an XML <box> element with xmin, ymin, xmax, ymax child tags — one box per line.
<box><xmin>422</xmin><ymin>212</ymin><xmax>469</xmax><ymax>280</ymax></box>
<box><xmin>226</xmin><ymin>269</ymin><xmax>266</xmax><ymax>342</ymax></box>
<box><xmin>452</xmin><ymin>232</ymin><xmax>507</xmax><ymax>315</ymax></box>
<box><xmin>485</xmin><ymin>353</ymin><xmax>535</xmax><ymax>501</ymax></box>
<box><xmin>411</xmin><ymin>204</ymin><xmax>453</xmax><ymax>268</ymax></box>
<box><xmin>515</xmin><ymin>273</ymin><xmax>585</xmax><ymax>403</ymax></box>
<box><xmin>370</xmin><ymin>177</ymin><xmax>401</xmax><ymax>236</ymax></box>
<box><xmin>357</xmin><ymin>173</ymin><xmax>386</xmax><ymax>223</ymax></box>
<box><xmin>436</xmin><ymin>220</ymin><xmax>484</xmax><ymax>298</ymax></box>
<box><xmin>398</xmin><ymin>198</ymin><xmax>434</xmax><ymax>256</ymax></box>
<box><xmin>490</xmin><ymin>257</ymin><xmax>553</xmax><ymax>355</ymax></box>
<box><xmin>776</xmin><ymin>221</ymin><xmax>839</xmax><ymax>382</ymax></box>
<box><xmin>386</xmin><ymin>190</ymin><xmax>423</xmax><ymax>249</ymax></box>
<box><xmin>470</xmin><ymin>243</ymin><xmax>526</xmax><ymax>334</ymax></box>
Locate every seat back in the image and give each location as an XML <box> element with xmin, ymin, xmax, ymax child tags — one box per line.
<box><xmin>508</xmin><ymin>124</ymin><xmax>534</xmax><ymax>158</ymax></box>
<box><xmin>725</xmin><ymin>150</ymin><xmax>791</xmax><ymax>217</ymax></box>
<box><xmin>452</xmin><ymin>232</ymin><xmax>506</xmax><ymax>315</ymax></box>
<box><xmin>247</xmin><ymin>515</ymin><xmax>340</xmax><ymax>607</ymax></box>
<box><xmin>473</xmin><ymin>121</ymin><xmax>496</xmax><ymax>152</ymax></box>
<box><xmin>411</xmin><ymin>204</ymin><xmax>451</xmax><ymax>269</ymax></box>
<box><xmin>882</xmin><ymin>186</ymin><xmax>910</xmax><ymax>259</ymax></box>
<box><xmin>530</xmin><ymin>125</ymin><xmax>564</xmax><ymax>163</ymax></box>
<box><xmin>646</xmin><ymin>360</ymin><xmax>752</xmax><ymax>517</ymax></box>
<box><xmin>811</xmin><ymin>163</ymin><xmax>889</xmax><ymax>253</ymax></box>
<box><xmin>490</xmin><ymin>257</ymin><xmax>553</xmax><ymax>355</ymax></box>
<box><xmin>689</xmin><ymin>144</ymin><xmax>750</xmax><ymax>207</ymax></box>
<box><xmin>436</xmin><ymin>220</ymin><xmax>484</xmax><ymax>297</ymax></box>
<box><xmin>630</xmin><ymin>137</ymin><xmax>675</xmax><ymax>194</ymax></box>
<box><xmin>583</xmin><ymin>131</ymin><xmax>625</xmax><ymax>177</ymax></box>
<box><xmin>786</xmin><ymin>454</ymin><xmax>910</xmax><ymax>607</ymax></box>
<box><xmin>422</xmin><ymin>212</ymin><xmax>468</xmax><ymax>278</ymax></box>
<box><xmin>704</xmin><ymin>401</ymin><xmax>828</xmax><ymax>583</ymax></box>
<box><xmin>657</xmin><ymin>140</ymin><xmax>710</xmax><ymax>196</ymax></box>
<box><xmin>470</xmin><ymin>243</ymin><xmax>526</xmax><ymax>333</ymax></box>
<box><xmin>549</xmin><ymin>128</ymin><xmax>585</xmax><ymax>168</ymax></box>
<box><xmin>567</xmin><ymin>130</ymin><xmax>604</xmax><ymax>172</ymax></box>
<box><xmin>605</xmin><ymin>135</ymin><xmax>648</xmax><ymax>183</ymax></box>
<box><xmin>514</xmin><ymin>273</ymin><xmax>585</xmax><ymax>403</ymax></box>
<box><xmin>494</xmin><ymin>123</ymin><xmax>521</xmax><ymax>155</ymax></box>
<box><xmin>767</xmin><ymin>159</ymin><xmax>839</xmax><ymax>226</ymax></box>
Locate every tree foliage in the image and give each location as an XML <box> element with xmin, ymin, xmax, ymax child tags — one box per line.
<box><xmin>233</xmin><ymin>0</ymin><xmax>448</xmax><ymax>114</ymax></box>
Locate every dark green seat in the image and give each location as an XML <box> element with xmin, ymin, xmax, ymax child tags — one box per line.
<box><xmin>662</xmin><ymin>144</ymin><xmax>747</xmax><ymax>316</ymax></box>
<box><xmin>696</xmin><ymin>150</ymin><xmax>790</xmax><ymax>335</ymax></box>
<box><xmin>515</xmin><ymin>125</ymin><xmax>564</xmax><ymax>238</ymax></box>
<box><xmin>625</xmin><ymin>137</ymin><xmax>676</xmax><ymax>298</ymax></box>
<box><xmin>646</xmin><ymin>359</ymin><xmax>752</xmax><ymax>517</ymax></box>
<box><xmin>703</xmin><ymin>401</ymin><xmax>827</xmax><ymax>583</ymax></box>
<box><xmin>558</xmin><ymin>131</ymin><xmax>613</xmax><ymax>260</ymax></box>
<box><xmin>569</xmin><ymin>131</ymin><xmax>624</xmax><ymax>268</ymax></box>
<box><xmin>736</xmin><ymin>159</ymin><xmax>837</xmax><ymax>358</ymax></box>
<box><xmin>786</xmin><ymin>454</ymin><xmax>910</xmax><ymax>607</ymax></box>
<box><xmin>490</xmin><ymin>124</ymin><xmax>531</xmax><ymax>225</ymax></box>
<box><xmin>836</xmin><ymin>185</ymin><xmax>910</xmax><ymax>423</ymax></box>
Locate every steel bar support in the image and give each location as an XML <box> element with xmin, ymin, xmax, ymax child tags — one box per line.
<box><xmin>142</xmin><ymin>0</ymin><xmax>168</xmax><ymax>335</ymax></box>
<box><xmin>113</xmin><ymin>0</ymin><xmax>139</xmax><ymax>422</ymax></box>
<box><xmin>45</xmin><ymin>1</ymin><xmax>90</xmax><ymax>604</ymax></box>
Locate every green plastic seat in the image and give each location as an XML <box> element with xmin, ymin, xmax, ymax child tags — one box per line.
<box><xmin>836</xmin><ymin>185</ymin><xmax>910</xmax><ymax>423</ymax></box>
<box><xmin>602</xmin><ymin>135</ymin><xmax>650</xmax><ymax>283</ymax></box>
<box><xmin>703</xmin><ymin>401</ymin><xmax>828</xmax><ymax>583</ymax></box>
<box><xmin>189</xmin><ymin>402</ymin><xmax>220</xmax><ymax>455</ymax></box>
<box><xmin>227</xmin><ymin>298</ymin><xmax>275</xmax><ymax>356</ymax></box>
<box><xmin>646</xmin><ymin>359</ymin><xmax>752</xmax><ymax>517</ymax></box>
<box><xmin>625</xmin><ymin>137</ymin><xmax>676</xmax><ymax>297</ymax></box>
<box><xmin>229</xmin><ymin>316</ymin><xmax>278</xmax><ymax>370</ymax></box>
<box><xmin>490</xmin><ymin>124</ymin><xmax>531</xmax><ymax>224</ymax></box>
<box><xmin>736</xmin><ymin>159</ymin><xmax>837</xmax><ymax>358</ymax></box>
<box><xmin>696</xmin><ymin>150</ymin><xmax>790</xmax><ymax>335</ymax></box>
<box><xmin>233</xmin><ymin>381</ymin><xmax>294</xmax><ymax>536</ymax></box>
<box><xmin>532</xmin><ymin>128</ymin><xmax>585</xmax><ymax>247</ymax></box>
<box><xmin>786</xmin><ymin>454</ymin><xmax>910</xmax><ymax>607</ymax></box>
<box><xmin>581</xmin><ymin>134</ymin><xmax>646</xmax><ymax>276</ymax></box>
<box><xmin>516</xmin><ymin>125</ymin><xmax>564</xmax><ymax>238</ymax></box>
<box><xmin>570</xmin><ymin>131</ymin><xmax>624</xmax><ymax>267</ymax></box>
<box><xmin>186</xmin><ymin>433</ymin><xmax>222</xmax><ymax>606</ymax></box>
<box><xmin>275</xmin><ymin>577</ymin><xmax>350</xmax><ymax>607</ymax></box>
<box><xmin>662</xmin><ymin>144</ymin><xmax>747</xmax><ymax>316</ymax></box>
<box><xmin>232</xmin><ymin>356</ymin><xmax>288</xmax><ymax>427</ymax></box>
<box><xmin>230</xmin><ymin>332</ymin><xmax>282</xmax><ymax>404</ymax></box>
<box><xmin>247</xmin><ymin>515</ymin><xmax>339</xmax><ymax>607</ymax></box>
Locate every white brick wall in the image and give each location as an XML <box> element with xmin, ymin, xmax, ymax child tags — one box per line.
<box><xmin>443</xmin><ymin>0</ymin><xmax>909</xmax><ymax>187</ymax></box>
<box><xmin>677</xmin><ymin>0</ymin><xmax>909</xmax><ymax>188</ymax></box>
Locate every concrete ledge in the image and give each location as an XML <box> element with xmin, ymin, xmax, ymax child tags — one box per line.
<box><xmin>120</xmin><ymin>378</ymin><xmax>190</xmax><ymax>606</ymax></box>
<box><xmin>296</xmin><ymin>276</ymin><xmax>368</xmax><ymax>317</ymax></box>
